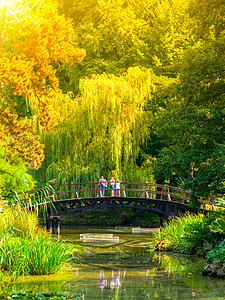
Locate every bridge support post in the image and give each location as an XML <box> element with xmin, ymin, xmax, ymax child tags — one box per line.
<box><xmin>57</xmin><ymin>216</ymin><xmax>61</xmax><ymax>235</ymax></box>
<box><xmin>48</xmin><ymin>216</ymin><xmax>61</xmax><ymax>235</ymax></box>
<box><xmin>49</xmin><ymin>217</ymin><xmax>54</xmax><ymax>233</ymax></box>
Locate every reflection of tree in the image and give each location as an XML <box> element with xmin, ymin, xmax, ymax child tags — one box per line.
<box><xmin>153</xmin><ymin>252</ymin><xmax>210</xmax><ymax>289</ymax></box>
<box><xmin>1</xmin><ymin>278</ymin><xmax>71</xmax><ymax>294</ymax></box>
<box><xmin>4</xmin><ymin>256</ymin><xmax>224</xmax><ymax>299</ymax></box>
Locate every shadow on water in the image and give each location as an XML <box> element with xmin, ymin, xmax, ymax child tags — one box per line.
<box><xmin>2</xmin><ymin>226</ymin><xmax>225</xmax><ymax>299</ymax></box>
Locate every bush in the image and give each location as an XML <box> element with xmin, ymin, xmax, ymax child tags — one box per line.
<box><xmin>0</xmin><ymin>140</ymin><xmax>34</xmax><ymax>196</ymax></box>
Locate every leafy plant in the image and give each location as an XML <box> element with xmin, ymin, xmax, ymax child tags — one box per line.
<box><xmin>0</xmin><ymin>139</ymin><xmax>35</xmax><ymax>196</ymax></box>
<box><xmin>206</xmin><ymin>240</ymin><xmax>225</xmax><ymax>263</ymax></box>
<box><xmin>209</xmin><ymin>216</ymin><xmax>225</xmax><ymax>235</ymax></box>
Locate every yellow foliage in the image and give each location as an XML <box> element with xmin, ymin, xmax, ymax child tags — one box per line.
<box><xmin>155</xmin><ymin>238</ymin><xmax>172</xmax><ymax>251</ymax></box>
<box><xmin>0</xmin><ymin>0</ymin><xmax>86</xmax><ymax>130</ymax></box>
<box><xmin>0</xmin><ymin>105</ymin><xmax>44</xmax><ymax>169</ymax></box>
<box><xmin>0</xmin><ymin>202</ymin><xmax>39</xmax><ymax>238</ymax></box>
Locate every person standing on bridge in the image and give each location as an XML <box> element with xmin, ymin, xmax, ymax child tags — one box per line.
<box><xmin>99</xmin><ymin>176</ymin><xmax>107</xmax><ymax>197</ymax></box>
<box><xmin>116</xmin><ymin>179</ymin><xmax>120</xmax><ymax>197</ymax></box>
<box><xmin>109</xmin><ymin>177</ymin><xmax>115</xmax><ymax>196</ymax></box>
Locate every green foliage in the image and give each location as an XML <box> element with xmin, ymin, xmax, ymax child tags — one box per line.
<box><xmin>155</xmin><ymin>213</ymin><xmax>218</xmax><ymax>253</ymax></box>
<box><xmin>35</xmin><ymin>67</ymin><xmax>155</xmax><ymax>185</ymax></box>
<box><xmin>188</xmin><ymin>0</ymin><xmax>225</xmax><ymax>39</ymax></box>
<box><xmin>0</xmin><ymin>235</ymin><xmax>76</xmax><ymax>276</ymax></box>
<box><xmin>149</xmin><ymin>0</ymin><xmax>225</xmax><ymax>194</ymax></box>
<box><xmin>207</xmin><ymin>240</ymin><xmax>225</xmax><ymax>263</ymax></box>
<box><xmin>0</xmin><ymin>204</ymin><xmax>39</xmax><ymax>238</ymax></box>
<box><xmin>56</xmin><ymin>0</ymin><xmax>194</xmax><ymax>94</ymax></box>
<box><xmin>0</xmin><ymin>205</ymin><xmax>80</xmax><ymax>279</ymax></box>
<box><xmin>209</xmin><ymin>214</ymin><xmax>225</xmax><ymax>235</ymax></box>
<box><xmin>0</xmin><ymin>140</ymin><xmax>35</xmax><ymax>196</ymax></box>
<box><xmin>153</xmin><ymin>42</ymin><xmax>225</xmax><ymax>194</ymax></box>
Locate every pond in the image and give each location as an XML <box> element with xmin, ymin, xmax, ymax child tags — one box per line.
<box><xmin>3</xmin><ymin>226</ymin><xmax>225</xmax><ymax>299</ymax></box>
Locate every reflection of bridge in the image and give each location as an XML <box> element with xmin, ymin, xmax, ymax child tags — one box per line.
<box><xmin>5</xmin><ymin>182</ymin><xmax>224</xmax><ymax>234</ymax></box>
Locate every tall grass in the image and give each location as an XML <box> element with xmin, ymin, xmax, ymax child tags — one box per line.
<box><xmin>0</xmin><ymin>235</ymin><xmax>77</xmax><ymax>277</ymax></box>
<box><xmin>154</xmin><ymin>212</ymin><xmax>218</xmax><ymax>253</ymax></box>
<box><xmin>0</xmin><ymin>203</ymin><xmax>39</xmax><ymax>238</ymax></box>
<box><xmin>0</xmin><ymin>203</ymin><xmax>79</xmax><ymax>280</ymax></box>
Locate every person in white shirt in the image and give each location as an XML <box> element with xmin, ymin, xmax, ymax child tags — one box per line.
<box><xmin>116</xmin><ymin>179</ymin><xmax>120</xmax><ymax>197</ymax></box>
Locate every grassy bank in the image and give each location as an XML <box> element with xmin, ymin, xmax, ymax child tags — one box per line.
<box><xmin>153</xmin><ymin>211</ymin><xmax>225</xmax><ymax>276</ymax></box>
<box><xmin>0</xmin><ymin>202</ymin><xmax>80</xmax><ymax>280</ymax></box>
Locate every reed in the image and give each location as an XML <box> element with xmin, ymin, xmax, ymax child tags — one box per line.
<box><xmin>0</xmin><ymin>203</ymin><xmax>39</xmax><ymax>238</ymax></box>
<box><xmin>0</xmin><ymin>235</ymin><xmax>76</xmax><ymax>277</ymax></box>
<box><xmin>0</xmin><ymin>204</ymin><xmax>79</xmax><ymax>279</ymax></box>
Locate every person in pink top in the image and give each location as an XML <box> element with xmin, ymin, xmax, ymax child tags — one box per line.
<box><xmin>99</xmin><ymin>176</ymin><xmax>107</xmax><ymax>197</ymax></box>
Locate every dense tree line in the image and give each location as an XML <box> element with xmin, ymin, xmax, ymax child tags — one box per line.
<box><xmin>0</xmin><ymin>0</ymin><xmax>224</xmax><ymax>199</ymax></box>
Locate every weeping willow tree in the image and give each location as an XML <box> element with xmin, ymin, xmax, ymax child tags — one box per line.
<box><xmin>34</xmin><ymin>67</ymin><xmax>155</xmax><ymax>185</ymax></box>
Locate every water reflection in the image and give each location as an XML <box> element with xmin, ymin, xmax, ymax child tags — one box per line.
<box><xmin>1</xmin><ymin>227</ymin><xmax>225</xmax><ymax>299</ymax></box>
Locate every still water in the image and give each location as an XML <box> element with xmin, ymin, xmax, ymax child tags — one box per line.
<box><xmin>4</xmin><ymin>227</ymin><xmax>225</xmax><ymax>299</ymax></box>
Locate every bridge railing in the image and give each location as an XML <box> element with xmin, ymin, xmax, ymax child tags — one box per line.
<box><xmin>49</xmin><ymin>182</ymin><xmax>192</xmax><ymax>204</ymax></box>
<box><xmin>2</xmin><ymin>182</ymin><xmax>225</xmax><ymax>211</ymax></box>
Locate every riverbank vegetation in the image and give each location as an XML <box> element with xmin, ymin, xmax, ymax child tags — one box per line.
<box><xmin>0</xmin><ymin>203</ymin><xmax>79</xmax><ymax>280</ymax></box>
<box><xmin>154</xmin><ymin>211</ymin><xmax>225</xmax><ymax>277</ymax></box>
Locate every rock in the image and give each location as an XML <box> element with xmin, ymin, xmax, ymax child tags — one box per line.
<box><xmin>203</xmin><ymin>242</ymin><xmax>212</xmax><ymax>251</ymax></box>
<box><xmin>213</xmin><ymin>258</ymin><xmax>221</xmax><ymax>264</ymax></box>
<box><xmin>211</xmin><ymin>265</ymin><xmax>219</xmax><ymax>274</ymax></box>
<box><xmin>217</xmin><ymin>267</ymin><xmax>225</xmax><ymax>277</ymax></box>
<box><xmin>203</xmin><ymin>259</ymin><xmax>225</xmax><ymax>278</ymax></box>
<box><xmin>204</xmin><ymin>263</ymin><xmax>211</xmax><ymax>270</ymax></box>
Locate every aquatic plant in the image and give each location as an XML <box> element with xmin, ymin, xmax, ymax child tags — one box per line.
<box><xmin>0</xmin><ymin>235</ymin><xmax>77</xmax><ymax>277</ymax></box>
<box><xmin>0</xmin><ymin>203</ymin><xmax>39</xmax><ymax>238</ymax></box>
<box><xmin>0</xmin><ymin>204</ymin><xmax>80</xmax><ymax>279</ymax></box>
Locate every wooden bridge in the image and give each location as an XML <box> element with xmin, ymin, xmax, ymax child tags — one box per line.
<box><xmin>3</xmin><ymin>182</ymin><xmax>224</xmax><ymax>234</ymax></box>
